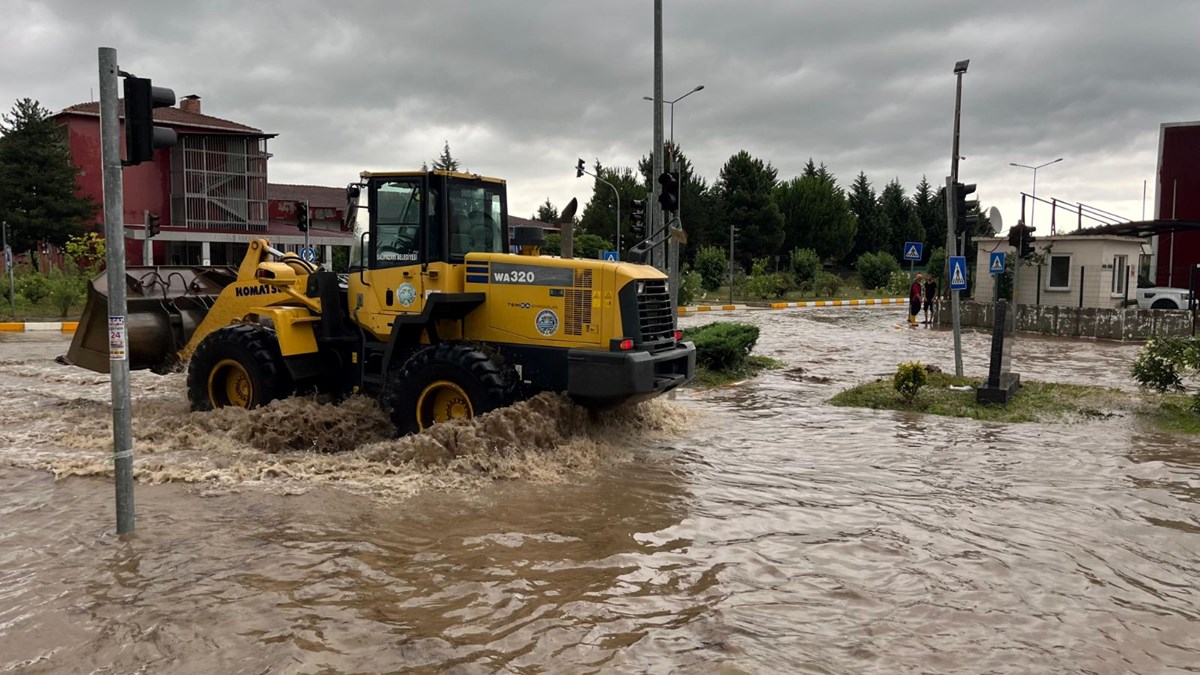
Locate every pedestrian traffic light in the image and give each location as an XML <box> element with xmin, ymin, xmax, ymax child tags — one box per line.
<box><xmin>630</xmin><ymin>198</ymin><xmax>646</xmax><ymax>238</ymax></box>
<box><xmin>657</xmin><ymin>171</ymin><xmax>679</xmax><ymax>213</ymax></box>
<box><xmin>123</xmin><ymin>76</ymin><xmax>177</xmax><ymax>166</ymax></box>
<box><xmin>954</xmin><ymin>181</ymin><xmax>979</xmax><ymax>233</ymax></box>
<box><xmin>145</xmin><ymin>211</ymin><xmax>161</xmax><ymax>238</ymax></box>
<box><xmin>297</xmin><ymin>202</ymin><xmax>309</xmax><ymax>232</ymax></box>
<box><xmin>576</xmin><ymin>158</ymin><xmax>585</xmax><ymax>178</ymax></box>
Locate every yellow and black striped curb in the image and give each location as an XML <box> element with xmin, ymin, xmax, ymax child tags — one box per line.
<box><xmin>0</xmin><ymin>321</ymin><xmax>79</xmax><ymax>333</ymax></box>
<box><xmin>679</xmin><ymin>298</ymin><xmax>906</xmax><ymax>314</ymax></box>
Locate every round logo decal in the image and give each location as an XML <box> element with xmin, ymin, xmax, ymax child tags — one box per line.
<box><xmin>397</xmin><ymin>282</ymin><xmax>417</xmax><ymax>307</ymax></box>
<box><xmin>535</xmin><ymin>309</ymin><xmax>559</xmax><ymax>336</ymax></box>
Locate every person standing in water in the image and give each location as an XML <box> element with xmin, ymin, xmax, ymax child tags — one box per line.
<box><xmin>922</xmin><ymin>274</ymin><xmax>938</xmax><ymax>324</ymax></box>
<box><xmin>908</xmin><ymin>273</ymin><xmax>923</xmax><ymax>325</ymax></box>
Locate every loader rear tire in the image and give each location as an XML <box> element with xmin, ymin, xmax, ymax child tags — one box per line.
<box><xmin>387</xmin><ymin>343</ymin><xmax>514</xmax><ymax>435</ymax></box>
<box><xmin>187</xmin><ymin>324</ymin><xmax>293</xmax><ymax>411</ymax></box>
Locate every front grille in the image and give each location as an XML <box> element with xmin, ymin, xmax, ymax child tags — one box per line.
<box><xmin>637</xmin><ymin>279</ymin><xmax>675</xmax><ymax>343</ymax></box>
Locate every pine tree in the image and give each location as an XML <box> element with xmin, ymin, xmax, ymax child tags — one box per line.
<box><xmin>716</xmin><ymin>150</ymin><xmax>783</xmax><ymax>268</ymax></box>
<box><xmin>847</xmin><ymin>172</ymin><xmax>888</xmax><ymax>259</ymax></box>
<box><xmin>0</xmin><ymin>98</ymin><xmax>97</xmax><ymax>255</ymax></box>
<box><xmin>879</xmin><ymin>179</ymin><xmax>923</xmax><ymax>259</ymax></box>
<box><xmin>432</xmin><ymin>141</ymin><xmax>459</xmax><ymax>171</ymax></box>
<box><xmin>775</xmin><ymin>174</ymin><xmax>856</xmax><ymax>263</ymax></box>
<box><xmin>913</xmin><ymin>176</ymin><xmax>942</xmax><ymax>254</ymax></box>
<box><xmin>533</xmin><ymin>199</ymin><xmax>559</xmax><ymax>223</ymax></box>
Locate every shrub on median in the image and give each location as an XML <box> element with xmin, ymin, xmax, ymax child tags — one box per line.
<box><xmin>682</xmin><ymin>321</ymin><xmax>760</xmax><ymax>371</ymax></box>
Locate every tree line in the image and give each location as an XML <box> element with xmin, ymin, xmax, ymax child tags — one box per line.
<box><xmin>535</xmin><ymin>145</ymin><xmax>994</xmax><ymax>276</ymax></box>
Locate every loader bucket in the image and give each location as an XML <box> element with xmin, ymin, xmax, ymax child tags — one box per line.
<box><xmin>66</xmin><ymin>266</ymin><xmax>238</xmax><ymax>374</ymax></box>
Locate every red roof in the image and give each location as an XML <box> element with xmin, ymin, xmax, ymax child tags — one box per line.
<box><xmin>56</xmin><ymin>101</ymin><xmax>267</xmax><ymax>135</ymax></box>
<box><xmin>268</xmin><ymin>183</ymin><xmax>345</xmax><ymax>208</ymax></box>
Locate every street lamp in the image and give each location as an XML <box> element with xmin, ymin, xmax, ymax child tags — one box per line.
<box><xmin>1009</xmin><ymin>158</ymin><xmax>1063</xmax><ymax>230</ymax></box>
<box><xmin>644</xmin><ymin>85</ymin><xmax>704</xmax><ymax>227</ymax></box>
<box><xmin>643</xmin><ymin>85</ymin><xmax>704</xmax><ymax>157</ymax></box>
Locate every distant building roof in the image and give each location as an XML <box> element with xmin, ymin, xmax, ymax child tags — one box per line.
<box><xmin>268</xmin><ymin>183</ymin><xmax>345</xmax><ymax>208</ymax></box>
<box><xmin>510</xmin><ymin>214</ymin><xmax>559</xmax><ymax>233</ymax></box>
<box><xmin>56</xmin><ymin>101</ymin><xmax>269</xmax><ymax>136</ymax></box>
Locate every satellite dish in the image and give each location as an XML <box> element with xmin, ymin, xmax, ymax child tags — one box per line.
<box><xmin>987</xmin><ymin>206</ymin><xmax>1003</xmax><ymax>234</ymax></box>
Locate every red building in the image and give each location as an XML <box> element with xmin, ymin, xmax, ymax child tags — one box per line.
<box><xmin>1153</xmin><ymin>121</ymin><xmax>1200</xmax><ymax>286</ymax></box>
<box><xmin>53</xmin><ymin>95</ymin><xmax>353</xmax><ymax>267</ymax></box>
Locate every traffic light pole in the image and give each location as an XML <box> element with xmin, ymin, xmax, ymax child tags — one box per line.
<box><xmin>99</xmin><ymin>46</ymin><xmax>136</xmax><ymax>534</ymax></box>
<box><xmin>946</xmin><ymin>60</ymin><xmax>968</xmax><ymax>378</ymax></box>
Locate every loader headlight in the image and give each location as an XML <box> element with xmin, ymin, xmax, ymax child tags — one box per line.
<box><xmin>636</xmin><ymin>281</ymin><xmax>645</xmax><ymax>295</ymax></box>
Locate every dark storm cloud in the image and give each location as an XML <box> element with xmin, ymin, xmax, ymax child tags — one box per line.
<box><xmin>3</xmin><ymin>0</ymin><xmax>1198</xmax><ymax>225</ymax></box>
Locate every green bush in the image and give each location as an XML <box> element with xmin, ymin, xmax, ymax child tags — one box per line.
<box><xmin>744</xmin><ymin>254</ymin><xmax>792</xmax><ymax>296</ymax></box>
<box><xmin>47</xmin><ymin>271</ymin><xmax>86</xmax><ymax>317</ymax></box>
<box><xmin>810</xmin><ymin>270</ymin><xmax>842</xmax><ymax>297</ymax></box>
<box><xmin>856</xmin><ymin>252</ymin><xmax>901</xmax><ymax>290</ymax></box>
<box><xmin>789</xmin><ymin>247</ymin><xmax>821</xmax><ymax>288</ymax></box>
<box><xmin>678</xmin><ymin>267</ymin><xmax>702</xmax><ymax>307</ymax></box>
<box><xmin>16</xmin><ymin>273</ymin><xmax>51</xmax><ymax>304</ymax></box>
<box><xmin>682</xmin><ymin>321</ymin><xmax>760</xmax><ymax>371</ymax></box>
<box><xmin>694</xmin><ymin>246</ymin><xmax>727</xmax><ymax>291</ymax></box>
<box><xmin>927</xmin><ymin>247</ymin><xmax>946</xmax><ymax>285</ymax></box>
<box><xmin>1131</xmin><ymin>337</ymin><xmax>1200</xmax><ymax>393</ymax></box>
<box><xmin>886</xmin><ymin>270</ymin><xmax>911</xmax><ymax>297</ymax></box>
<box><xmin>894</xmin><ymin>361</ymin><xmax>928</xmax><ymax>402</ymax></box>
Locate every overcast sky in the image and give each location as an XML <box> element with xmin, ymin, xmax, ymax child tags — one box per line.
<box><xmin>3</xmin><ymin>0</ymin><xmax>1199</xmax><ymax>237</ymax></box>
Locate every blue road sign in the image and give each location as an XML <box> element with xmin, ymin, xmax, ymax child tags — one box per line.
<box><xmin>989</xmin><ymin>251</ymin><xmax>1006</xmax><ymax>275</ymax></box>
<box><xmin>903</xmin><ymin>241</ymin><xmax>923</xmax><ymax>261</ymax></box>
<box><xmin>300</xmin><ymin>246</ymin><xmax>316</xmax><ymax>262</ymax></box>
<box><xmin>949</xmin><ymin>256</ymin><xmax>968</xmax><ymax>291</ymax></box>
<box><xmin>602</xmin><ymin>250</ymin><xmax>619</xmax><ymax>262</ymax></box>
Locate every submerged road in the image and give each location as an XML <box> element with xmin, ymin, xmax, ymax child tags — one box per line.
<box><xmin>1</xmin><ymin>308</ymin><xmax>1196</xmax><ymax>673</ymax></box>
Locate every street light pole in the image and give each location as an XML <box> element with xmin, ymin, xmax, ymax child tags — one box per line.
<box><xmin>576</xmin><ymin>164</ymin><xmax>621</xmax><ymax>254</ymax></box>
<box><xmin>1009</xmin><ymin>158</ymin><xmax>1063</xmax><ymax>231</ymax></box>
<box><xmin>946</xmin><ymin>59</ymin><xmax>969</xmax><ymax>378</ymax></box>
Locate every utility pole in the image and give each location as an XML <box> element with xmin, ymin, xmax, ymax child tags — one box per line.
<box><xmin>650</xmin><ymin>0</ymin><xmax>665</xmax><ymax>274</ymax></box>
<box><xmin>946</xmin><ymin>59</ymin><xmax>969</xmax><ymax>377</ymax></box>
<box><xmin>98</xmin><ymin>47</ymin><xmax>136</xmax><ymax>534</ymax></box>
<box><xmin>728</xmin><ymin>224</ymin><xmax>736</xmax><ymax>305</ymax></box>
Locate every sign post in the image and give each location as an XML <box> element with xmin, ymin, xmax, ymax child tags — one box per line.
<box><xmin>903</xmin><ymin>241</ymin><xmax>923</xmax><ymax>283</ymax></box>
<box><xmin>602</xmin><ymin>250</ymin><xmax>619</xmax><ymax>262</ymax></box>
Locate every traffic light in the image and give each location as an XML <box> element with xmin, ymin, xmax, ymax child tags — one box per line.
<box><xmin>657</xmin><ymin>171</ymin><xmax>679</xmax><ymax>213</ymax></box>
<box><xmin>1007</xmin><ymin>222</ymin><xmax>1036</xmax><ymax>258</ymax></box>
<box><xmin>297</xmin><ymin>202</ymin><xmax>309</xmax><ymax>232</ymax></box>
<box><xmin>954</xmin><ymin>181</ymin><xmax>979</xmax><ymax>233</ymax></box>
<box><xmin>145</xmin><ymin>211</ymin><xmax>161</xmax><ymax>238</ymax></box>
<box><xmin>123</xmin><ymin>76</ymin><xmax>177</xmax><ymax>166</ymax></box>
<box><xmin>630</xmin><ymin>198</ymin><xmax>646</xmax><ymax>238</ymax></box>
<box><xmin>576</xmin><ymin>158</ymin><xmax>585</xmax><ymax>178</ymax></box>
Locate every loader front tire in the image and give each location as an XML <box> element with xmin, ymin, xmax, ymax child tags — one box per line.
<box><xmin>187</xmin><ymin>324</ymin><xmax>293</xmax><ymax>411</ymax></box>
<box><xmin>387</xmin><ymin>343</ymin><xmax>513</xmax><ymax>435</ymax></box>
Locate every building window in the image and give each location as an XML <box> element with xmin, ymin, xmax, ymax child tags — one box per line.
<box><xmin>170</xmin><ymin>135</ymin><xmax>269</xmax><ymax>232</ymax></box>
<box><xmin>1111</xmin><ymin>255</ymin><xmax>1128</xmax><ymax>295</ymax></box>
<box><xmin>1047</xmin><ymin>254</ymin><xmax>1071</xmax><ymax>290</ymax></box>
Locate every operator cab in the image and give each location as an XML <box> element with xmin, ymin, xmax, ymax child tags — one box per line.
<box><xmin>347</xmin><ymin>171</ymin><xmax>509</xmax><ymax>270</ymax></box>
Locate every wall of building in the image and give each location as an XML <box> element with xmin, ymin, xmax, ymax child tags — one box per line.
<box><xmin>973</xmin><ymin>236</ymin><xmax>1143</xmax><ymax>310</ymax></box>
<box><xmin>1155</xmin><ymin>122</ymin><xmax>1200</xmax><ymax>286</ymax></box>
<box><xmin>64</xmin><ymin>116</ymin><xmax>170</xmax><ymax>229</ymax></box>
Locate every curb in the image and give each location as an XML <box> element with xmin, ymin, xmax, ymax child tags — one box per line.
<box><xmin>678</xmin><ymin>298</ymin><xmax>905</xmax><ymax>314</ymax></box>
<box><xmin>0</xmin><ymin>321</ymin><xmax>79</xmax><ymax>333</ymax></box>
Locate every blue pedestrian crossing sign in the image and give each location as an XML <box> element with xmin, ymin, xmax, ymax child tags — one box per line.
<box><xmin>949</xmin><ymin>256</ymin><xmax>968</xmax><ymax>291</ymax></box>
<box><xmin>903</xmin><ymin>241</ymin><xmax>923</xmax><ymax>261</ymax></box>
<box><xmin>602</xmin><ymin>250</ymin><xmax>619</xmax><ymax>262</ymax></box>
<box><xmin>989</xmin><ymin>251</ymin><xmax>1006</xmax><ymax>275</ymax></box>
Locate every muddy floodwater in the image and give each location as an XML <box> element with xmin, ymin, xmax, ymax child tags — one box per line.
<box><xmin>2</xmin><ymin>308</ymin><xmax>1198</xmax><ymax>673</ymax></box>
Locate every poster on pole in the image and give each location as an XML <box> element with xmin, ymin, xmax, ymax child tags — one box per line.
<box><xmin>108</xmin><ymin>315</ymin><xmax>127</xmax><ymax>361</ymax></box>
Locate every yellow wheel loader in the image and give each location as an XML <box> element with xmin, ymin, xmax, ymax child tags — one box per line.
<box><xmin>66</xmin><ymin>171</ymin><xmax>695</xmax><ymax>433</ymax></box>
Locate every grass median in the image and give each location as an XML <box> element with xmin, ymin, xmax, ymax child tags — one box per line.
<box><xmin>829</xmin><ymin>370</ymin><xmax>1200</xmax><ymax>434</ymax></box>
